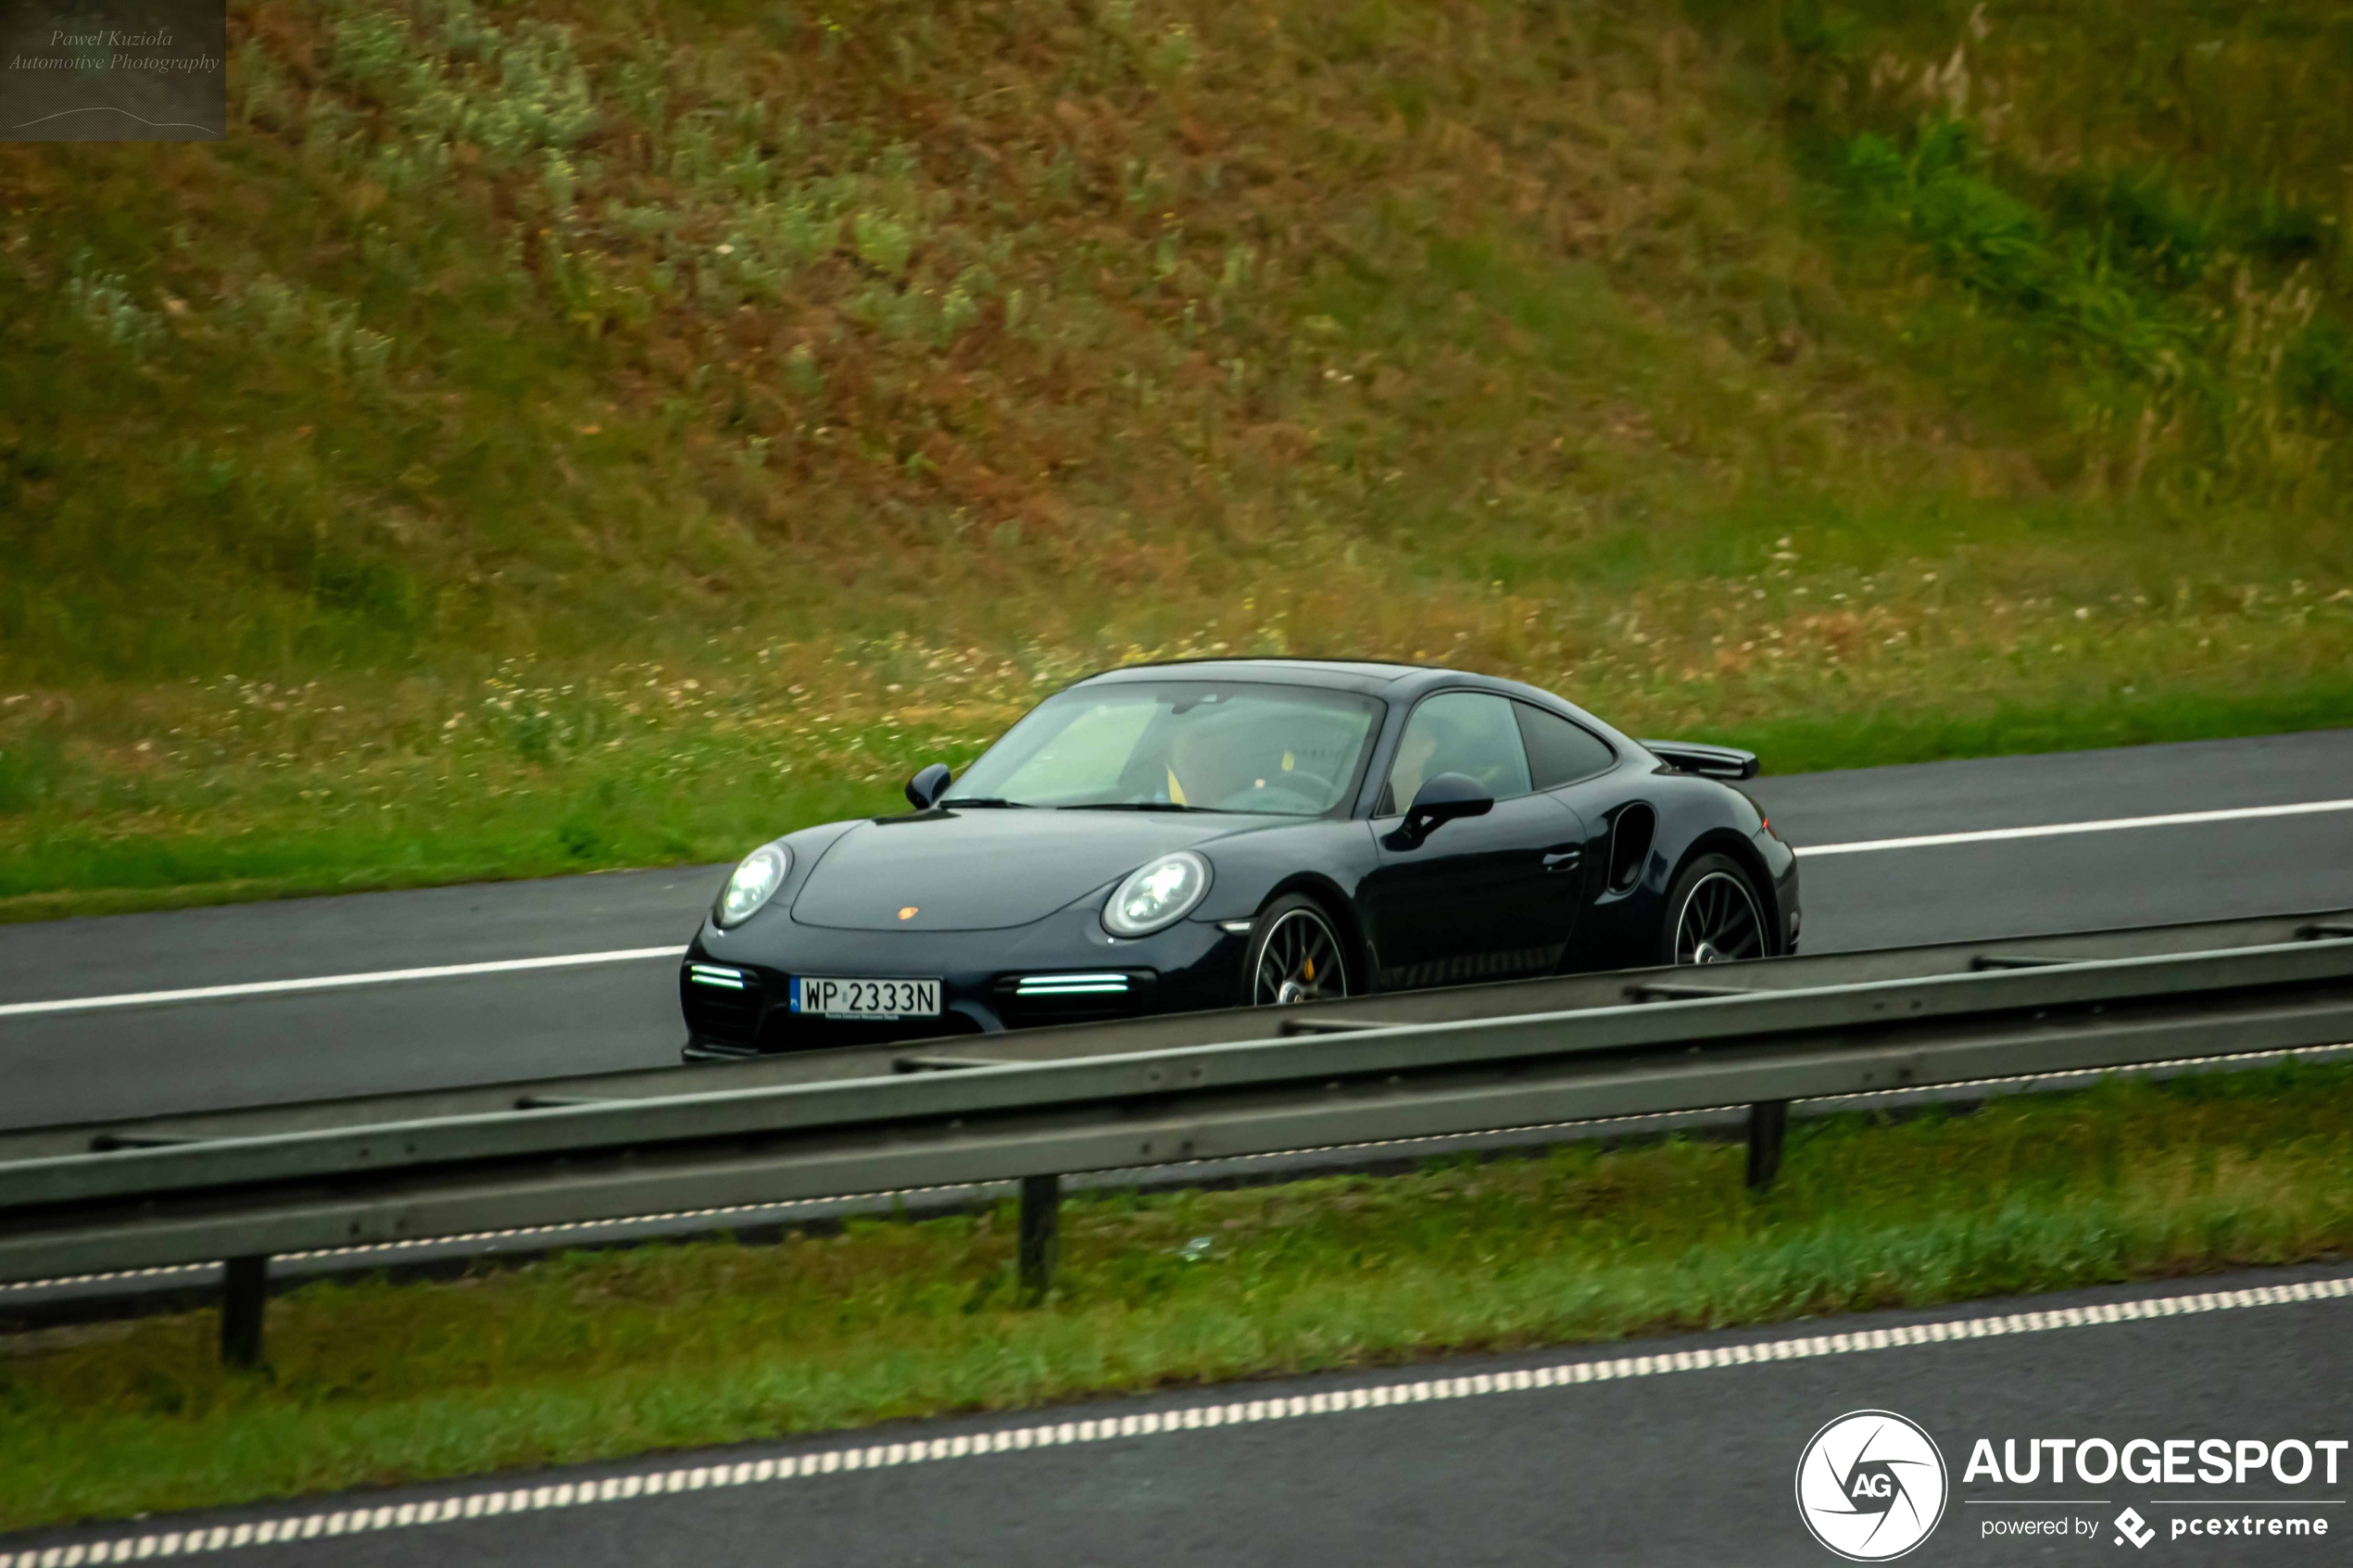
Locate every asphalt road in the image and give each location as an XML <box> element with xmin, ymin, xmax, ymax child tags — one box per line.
<box><xmin>2</xmin><ymin>728</ymin><xmax>2348</xmax><ymax>1128</ymax></box>
<box><xmin>6</xmin><ymin>1263</ymin><xmax>2346</xmax><ymax>1567</ymax></box>
<box><xmin>1760</xmin><ymin>727</ymin><xmax>2353</xmax><ymax>950</ymax></box>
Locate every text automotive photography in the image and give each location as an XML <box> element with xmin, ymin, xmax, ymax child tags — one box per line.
<box><xmin>1</xmin><ymin>2</ymin><xmax>224</xmax><ymax>142</ymax></box>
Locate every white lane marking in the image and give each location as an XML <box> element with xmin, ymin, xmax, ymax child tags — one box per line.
<box><xmin>2</xmin><ymin>797</ymin><xmax>2344</xmax><ymax>1018</ymax></box>
<box><xmin>6</xmin><ymin>1273</ymin><xmax>2347</xmax><ymax>1563</ymax></box>
<box><xmin>1797</xmin><ymin>797</ymin><xmax>2353</xmax><ymax>858</ymax></box>
<box><xmin>0</xmin><ymin>947</ymin><xmax>685</xmax><ymax>1020</ymax></box>
<box><xmin>6</xmin><ymin>1039</ymin><xmax>2345</xmax><ymax>1300</ymax></box>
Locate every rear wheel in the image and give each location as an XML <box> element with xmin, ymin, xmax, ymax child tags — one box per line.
<box><xmin>1243</xmin><ymin>894</ymin><xmax>1352</xmax><ymax>1005</ymax></box>
<box><xmin>1662</xmin><ymin>853</ymin><xmax>1768</xmax><ymax>966</ymax></box>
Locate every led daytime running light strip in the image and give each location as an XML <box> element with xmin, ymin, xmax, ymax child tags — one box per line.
<box><xmin>1013</xmin><ymin>972</ymin><xmax>1132</xmax><ymax>997</ymax></box>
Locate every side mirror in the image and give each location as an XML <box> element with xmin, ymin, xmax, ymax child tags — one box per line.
<box><xmin>905</xmin><ymin>762</ymin><xmax>953</xmax><ymax>809</ymax></box>
<box><xmin>1388</xmin><ymin>771</ymin><xmax>1493</xmax><ymax>847</ymax></box>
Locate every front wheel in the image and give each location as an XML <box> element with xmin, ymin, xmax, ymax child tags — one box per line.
<box><xmin>1661</xmin><ymin>853</ymin><xmax>1769</xmax><ymax>966</ymax></box>
<box><xmin>1243</xmin><ymin>893</ymin><xmax>1352</xmax><ymax>1005</ymax></box>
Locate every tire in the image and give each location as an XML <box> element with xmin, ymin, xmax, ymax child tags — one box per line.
<box><xmin>1242</xmin><ymin>893</ymin><xmax>1353</xmax><ymax>1006</ymax></box>
<box><xmin>1660</xmin><ymin>853</ymin><xmax>1769</xmax><ymax>966</ymax></box>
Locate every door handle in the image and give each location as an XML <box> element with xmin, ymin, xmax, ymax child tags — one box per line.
<box><xmin>1542</xmin><ymin>849</ymin><xmax>1581</xmax><ymax>872</ymax></box>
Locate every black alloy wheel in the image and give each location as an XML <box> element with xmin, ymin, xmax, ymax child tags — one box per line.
<box><xmin>1244</xmin><ymin>893</ymin><xmax>1352</xmax><ymax>1006</ymax></box>
<box><xmin>1664</xmin><ymin>853</ymin><xmax>1768</xmax><ymax>966</ymax></box>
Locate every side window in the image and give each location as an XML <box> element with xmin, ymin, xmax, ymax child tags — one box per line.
<box><xmin>1382</xmin><ymin>692</ymin><xmax>1532</xmax><ymax>812</ymax></box>
<box><xmin>1515</xmin><ymin>702</ymin><xmax>1617</xmax><ymax>790</ymax></box>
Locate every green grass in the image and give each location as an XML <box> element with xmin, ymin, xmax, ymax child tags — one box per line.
<box><xmin>6</xmin><ymin>1065</ymin><xmax>2352</xmax><ymax>1532</ymax></box>
<box><xmin>4</xmin><ymin>0</ymin><xmax>2351</xmax><ymax>915</ymax></box>
<box><xmin>8</xmin><ymin>656</ymin><xmax>2352</xmax><ymax>924</ymax></box>
<box><xmin>8</xmin><ymin>668</ymin><xmax>2353</xmax><ymax>924</ymax></box>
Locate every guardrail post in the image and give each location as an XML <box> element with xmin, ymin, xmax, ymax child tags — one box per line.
<box><xmin>1745</xmin><ymin>1101</ymin><xmax>1789</xmax><ymax>1192</ymax></box>
<box><xmin>1018</xmin><ymin>1174</ymin><xmax>1060</xmax><ymax>1302</ymax></box>
<box><xmin>220</xmin><ymin>1254</ymin><xmax>269</xmax><ymax>1367</ymax></box>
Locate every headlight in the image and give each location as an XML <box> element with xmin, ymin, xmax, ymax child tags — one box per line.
<box><xmin>1102</xmin><ymin>850</ymin><xmax>1212</xmax><ymax>937</ymax></box>
<box><xmin>714</xmin><ymin>844</ymin><xmax>789</xmax><ymax>927</ymax></box>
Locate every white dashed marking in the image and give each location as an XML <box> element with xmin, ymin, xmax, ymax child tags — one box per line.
<box><xmin>1796</xmin><ymin>797</ymin><xmax>2353</xmax><ymax>858</ymax></box>
<box><xmin>0</xmin><ymin>948</ymin><xmax>685</xmax><ymax>1020</ymax></box>
<box><xmin>4</xmin><ymin>1273</ymin><xmax>2347</xmax><ymax>1563</ymax></box>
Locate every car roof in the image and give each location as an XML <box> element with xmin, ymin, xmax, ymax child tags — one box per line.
<box><xmin>1063</xmin><ymin>658</ymin><xmax>1642</xmax><ymax>762</ymax></box>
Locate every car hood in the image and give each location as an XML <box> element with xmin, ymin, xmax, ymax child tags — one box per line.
<box><xmin>788</xmin><ymin>809</ymin><xmax>1278</xmax><ymax>933</ymax></box>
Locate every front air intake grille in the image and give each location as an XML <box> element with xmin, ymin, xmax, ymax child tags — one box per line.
<box><xmin>767</xmin><ymin>1009</ymin><xmax>988</xmax><ymax>1051</ymax></box>
<box><xmin>680</xmin><ymin>962</ymin><xmax>764</xmax><ymax>1047</ymax></box>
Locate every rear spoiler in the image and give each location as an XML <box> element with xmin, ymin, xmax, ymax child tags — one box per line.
<box><xmin>1640</xmin><ymin>740</ymin><xmax>1759</xmax><ymax>781</ymax></box>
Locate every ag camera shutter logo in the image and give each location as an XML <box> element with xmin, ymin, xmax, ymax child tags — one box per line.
<box><xmin>1795</xmin><ymin>1410</ymin><xmax>1950</xmax><ymax>1561</ymax></box>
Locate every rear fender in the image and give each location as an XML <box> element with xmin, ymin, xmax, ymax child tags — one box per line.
<box><xmin>1667</xmin><ymin>826</ymin><xmax>1787</xmax><ymax>958</ymax></box>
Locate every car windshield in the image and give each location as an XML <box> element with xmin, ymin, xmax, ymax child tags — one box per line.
<box><xmin>943</xmin><ymin>681</ymin><xmax>1384</xmax><ymax>816</ymax></box>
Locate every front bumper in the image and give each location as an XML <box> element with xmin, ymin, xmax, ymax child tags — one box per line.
<box><xmin>680</xmin><ymin>905</ymin><xmax>1245</xmax><ymax>1057</ymax></box>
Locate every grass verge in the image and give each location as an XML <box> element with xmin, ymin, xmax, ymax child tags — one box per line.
<box><xmin>6</xmin><ymin>649</ymin><xmax>2349</xmax><ymax>926</ymax></box>
<box><xmin>5</xmin><ymin>1065</ymin><xmax>2351</xmax><ymax>1533</ymax></box>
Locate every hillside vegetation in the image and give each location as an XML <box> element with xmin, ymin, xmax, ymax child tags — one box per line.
<box><xmin>3</xmin><ymin>0</ymin><xmax>2350</xmax><ymax>913</ymax></box>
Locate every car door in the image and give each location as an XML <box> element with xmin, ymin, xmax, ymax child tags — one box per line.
<box><xmin>1514</xmin><ymin>701</ymin><xmax>1634</xmax><ymax>971</ymax></box>
<box><xmin>1359</xmin><ymin>691</ymin><xmax>1588</xmax><ymax>989</ymax></box>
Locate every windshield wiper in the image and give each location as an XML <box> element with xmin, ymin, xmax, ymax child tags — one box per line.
<box><xmin>1059</xmin><ymin>802</ymin><xmax>1236</xmax><ymax>813</ymax></box>
<box><xmin>938</xmin><ymin>797</ymin><xmax>1032</xmax><ymax>809</ymax></box>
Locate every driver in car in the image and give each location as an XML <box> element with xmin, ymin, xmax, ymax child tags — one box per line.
<box><xmin>1164</xmin><ymin>715</ymin><xmax>1303</xmax><ymax>809</ymax></box>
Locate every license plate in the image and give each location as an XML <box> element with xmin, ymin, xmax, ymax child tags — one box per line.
<box><xmin>790</xmin><ymin>975</ymin><xmax>942</xmax><ymax>1020</ymax></box>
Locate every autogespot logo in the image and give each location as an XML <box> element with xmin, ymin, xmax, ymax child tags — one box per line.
<box><xmin>1796</xmin><ymin>1410</ymin><xmax>1951</xmax><ymax>1562</ymax></box>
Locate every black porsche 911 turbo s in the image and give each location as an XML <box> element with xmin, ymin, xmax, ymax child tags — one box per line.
<box><xmin>679</xmin><ymin>659</ymin><xmax>1799</xmax><ymax>1057</ymax></box>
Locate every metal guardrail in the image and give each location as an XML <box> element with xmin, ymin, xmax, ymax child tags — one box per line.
<box><xmin>3</xmin><ymin>909</ymin><xmax>2350</xmax><ymax>1365</ymax></box>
